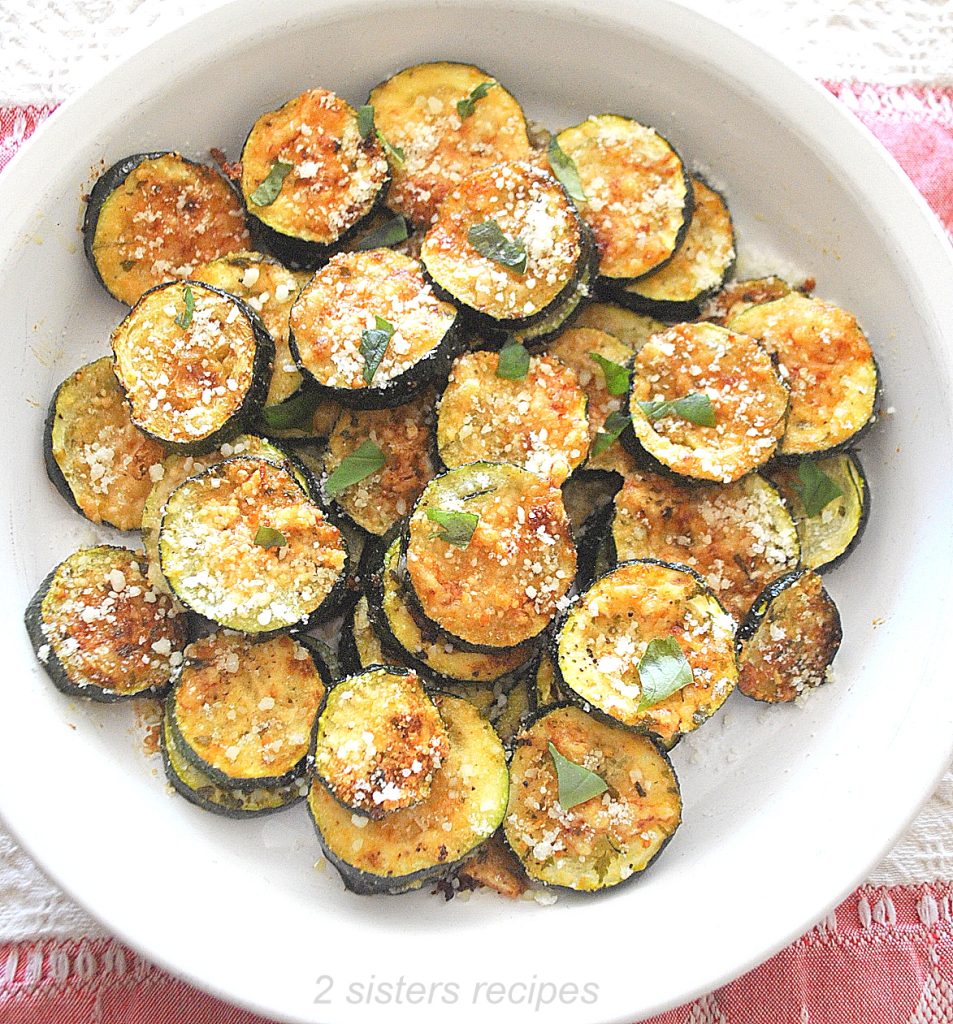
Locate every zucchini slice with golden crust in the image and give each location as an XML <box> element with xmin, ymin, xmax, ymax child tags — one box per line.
<box><xmin>455</xmin><ymin>831</ymin><xmax>529</xmax><ymax>899</ymax></box>
<box><xmin>45</xmin><ymin>357</ymin><xmax>166</xmax><ymax>531</ymax></box>
<box><xmin>404</xmin><ymin>463</ymin><xmax>576</xmax><ymax>651</ymax></box>
<box><xmin>736</xmin><ymin>569</ymin><xmax>842</xmax><ymax>703</ymax></box>
<box><xmin>111</xmin><ymin>280</ymin><xmax>274</xmax><ymax>453</ymax></box>
<box><xmin>321</xmin><ymin>393</ymin><xmax>436</xmax><ymax>536</ymax></box>
<box><xmin>240</xmin><ymin>88</ymin><xmax>389</xmax><ymax>267</ymax></box>
<box><xmin>368</xmin><ymin>61</ymin><xmax>532</xmax><ymax>226</ymax></box>
<box><xmin>83</xmin><ymin>152</ymin><xmax>250</xmax><ymax>306</ymax></box>
<box><xmin>611</xmin><ymin>178</ymin><xmax>735</xmax><ymax>318</ymax></box>
<box><xmin>765</xmin><ymin>452</ymin><xmax>870</xmax><ymax>572</ymax></box>
<box><xmin>700</xmin><ymin>275</ymin><xmax>798</xmax><ymax>325</ymax></box>
<box><xmin>728</xmin><ymin>293</ymin><xmax>879</xmax><ymax>457</ymax></box>
<box><xmin>554</xmin><ymin>560</ymin><xmax>737</xmax><ymax>746</ymax></box>
<box><xmin>436</xmin><ymin>350</ymin><xmax>590</xmax><ymax>486</ymax></box>
<box><xmin>420</xmin><ymin>161</ymin><xmax>587</xmax><ymax>328</ymax></box>
<box><xmin>574</xmin><ymin>301</ymin><xmax>665</xmax><ymax>352</ymax></box>
<box><xmin>611</xmin><ymin>469</ymin><xmax>800</xmax><ymax>620</ymax></box>
<box><xmin>313</xmin><ymin>666</ymin><xmax>449</xmax><ymax>818</ymax></box>
<box><xmin>170</xmin><ymin>631</ymin><xmax>328</xmax><ymax>789</ymax></box>
<box><xmin>624</xmin><ymin>321</ymin><xmax>789</xmax><ymax>483</ymax></box>
<box><xmin>289</xmin><ymin>249</ymin><xmax>461</xmax><ymax>408</ymax></box>
<box><xmin>25</xmin><ymin>546</ymin><xmax>187</xmax><ymax>702</ymax></box>
<box><xmin>158</xmin><ymin>457</ymin><xmax>347</xmax><ymax>633</ymax></box>
<box><xmin>307</xmin><ymin>693</ymin><xmax>508</xmax><ymax>894</ymax></box>
<box><xmin>504</xmin><ymin>704</ymin><xmax>682</xmax><ymax>892</ymax></box>
<box><xmin>552</xmin><ymin>115</ymin><xmax>692</xmax><ymax>282</ymax></box>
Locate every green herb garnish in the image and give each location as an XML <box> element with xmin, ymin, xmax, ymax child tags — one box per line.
<box><xmin>357</xmin><ymin>104</ymin><xmax>375</xmax><ymax>140</ymax></box>
<box><xmin>468</xmin><ymin>220</ymin><xmax>527</xmax><ymax>274</ymax></box>
<box><xmin>589</xmin><ymin>352</ymin><xmax>630</xmax><ymax>396</ymax></box>
<box><xmin>254</xmin><ymin>526</ymin><xmax>287</xmax><ymax>549</ymax></box>
<box><xmin>376</xmin><ymin>130</ymin><xmax>405</xmax><ymax>167</ymax></box>
<box><xmin>174</xmin><ymin>285</ymin><xmax>195</xmax><ymax>329</ymax></box>
<box><xmin>324</xmin><ymin>440</ymin><xmax>386</xmax><ymax>497</ymax></box>
<box><xmin>548</xmin><ymin>742</ymin><xmax>608</xmax><ymax>810</ymax></box>
<box><xmin>359</xmin><ymin>315</ymin><xmax>396</xmax><ymax>384</ymax></box>
<box><xmin>456</xmin><ymin>80</ymin><xmax>497</xmax><ymax>119</ymax></box>
<box><xmin>260</xmin><ymin>389</ymin><xmax>320</xmax><ymax>431</ymax></box>
<box><xmin>637</xmin><ymin>637</ymin><xmax>692</xmax><ymax>710</ymax></box>
<box><xmin>794</xmin><ymin>459</ymin><xmax>843</xmax><ymax>517</ymax></box>
<box><xmin>638</xmin><ymin>392</ymin><xmax>716</xmax><ymax>427</ymax></box>
<box><xmin>496</xmin><ymin>339</ymin><xmax>530</xmax><ymax>381</ymax></box>
<box><xmin>591</xmin><ymin>410</ymin><xmax>630</xmax><ymax>456</ymax></box>
<box><xmin>353</xmin><ymin>214</ymin><xmax>410</xmax><ymax>251</ymax></box>
<box><xmin>547</xmin><ymin>137</ymin><xmax>587</xmax><ymax>203</ymax></box>
<box><xmin>426</xmin><ymin>508</ymin><xmax>479</xmax><ymax>548</ymax></box>
<box><xmin>250</xmin><ymin>159</ymin><xmax>293</xmax><ymax>206</ymax></box>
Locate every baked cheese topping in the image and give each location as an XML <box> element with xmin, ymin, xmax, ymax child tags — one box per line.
<box><xmin>159</xmin><ymin>457</ymin><xmax>345</xmax><ymax>631</ymax></box>
<box><xmin>290</xmin><ymin>248</ymin><xmax>457</xmax><ymax>391</ymax></box>
<box><xmin>369</xmin><ymin>61</ymin><xmax>532</xmax><ymax>225</ymax></box>
<box><xmin>574</xmin><ymin>302</ymin><xmax>665</xmax><ymax>351</ymax></box>
<box><xmin>174</xmin><ymin>632</ymin><xmax>325</xmax><ymax>780</ymax></box>
<box><xmin>406</xmin><ymin>464</ymin><xmax>576</xmax><ymax>648</ymax></box>
<box><xmin>555</xmin><ymin>115</ymin><xmax>689</xmax><ymax>280</ymax></box>
<box><xmin>314</xmin><ymin>667</ymin><xmax>449</xmax><ymax>816</ymax></box>
<box><xmin>91</xmin><ymin>153</ymin><xmax>250</xmax><ymax>306</ymax></box>
<box><xmin>112</xmin><ymin>282</ymin><xmax>260</xmax><ymax>444</ymax></box>
<box><xmin>437</xmin><ymin>350</ymin><xmax>590</xmax><ymax>486</ymax></box>
<box><xmin>421</xmin><ymin>161</ymin><xmax>583</xmax><ymax>321</ymax></box>
<box><xmin>629</xmin><ymin>321</ymin><xmax>789</xmax><ymax>483</ymax></box>
<box><xmin>241</xmin><ymin>88</ymin><xmax>389</xmax><ymax>245</ymax></box>
<box><xmin>557</xmin><ymin>561</ymin><xmax>737</xmax><ymax>744</ymax></box>
<box><xmin>612</xmin><ymin>469</ymin><xmax>799</xmax><ymax>620</ymax></box>
<box><xmin>729</xmin><ymin>292</ymin><xmax>877</xmax><ymax>455</ymax></box>
<box><xmin>40</xmin><ymin>547</ymin><xmax>186</xmax><ymax>695</ymax></box>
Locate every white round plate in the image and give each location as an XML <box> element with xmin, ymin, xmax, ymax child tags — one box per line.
<box><xmin>2</xmin><ymin>1</ymin><xmax>953</xmax><ymax>1021</ymax></box>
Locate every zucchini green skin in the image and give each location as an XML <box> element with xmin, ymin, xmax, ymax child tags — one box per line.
<box><xmin>573</xmin><ymin>504</ymin><xmax>614</xmax><ymax>593</ymax></box>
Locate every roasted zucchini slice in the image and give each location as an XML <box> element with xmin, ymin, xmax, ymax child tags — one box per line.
<box><xmin>289</xmin><ymin>248</ymin><xmax>460</xmax><ymax>408</ymax></box>
<box><xmin>308</xmin><ymin>693</ymin><xmax>508</xmax><ymax>894</ymax></box>
<box><xmin>555</xmin><ymin>560</ymin><xmax>737</xmax><ymax>746</ymax></box>
<box><xmin>611</xmin><ymin>469</ymin><xmax>800</xmax><ymax>620</ymax></box>
<box><xmin>83</xmin><ymin>152</ymin><xmax>250</xmax><ymax>306</ymax></box>
<box><xmin>313</xmin><ymin>667</ymin><xmax>449</xmax><ymax>818</ymax></box>
<box><xmin>321</xmin><ymin>393</ymin><xmax>435</xmax><ymax>536</ymax></box>
<box><xmin>455</xmin><ymin>831</ymin><xmax>529</xmax><ymax>899</ymax></box>
<box><xmin>368</xmin><ymin>61</ymin><xmax>532</xmax><ymax>226</ymax></box>
<box><xmin>25</xmin><ymin>546</ymin><xmax>187</xmax><ymax>702</ymax></box>
<box><xmin>736</xmin><ymin>569</ymin><xmax>842</xmax><ymax>703</ymax></box>
<box><xmin>560</xmin><ymin>468</ymin><xmax>622</xmax><ymax>540</ymax></box>
<box><xmin>170</xmin><ymin>631</ymin><xmax>328</xmax><ymax>788</ymax></box>
<box><xmin>45</xmin><ymin>357</ymin><xmax>166</xmax><ymax>531</ymax></box>
<box><xmin>532</xmin><ymin>651</ymin><xmax>573</xmax><ymax>709</ymax></box>
<box><xmin>765</xmin><ymin>452</ymin><xmax>869</xmax><ymax>572</ymax></box>
<box><xmin>624</xmin><ymin>321</ymin><xmax>789</xmax><ymax>483</ymax></box>
<box><xmin>504</xmin><ymin>704</ymin><xmax>682</xmax><ymax>892</ymax></box>
<box><xmin>240</xmin><ymin>88</ymin><xmax>389</xmax><ymax>267</ymax></box>
<box><xmin>552</xmin><ymin>115</ymin><xmax>692</xmax><ymax>282</ymax></box>
<box><xmin>420</xmin><ymin>161</ymin><xmax>587</xmax><ymax>328</ymax></box>
<box><xmin>111</xmin><ymin>280</ymin><xmax>274</xmax><ymax>453</ymax></box>
<box><xmin>158</xmin><ymin>456</ymin><xmax>347</xmax><ymax>633</ymax></box>
<box><xmin>161</xmin><ymin>713</ymin><xmax>307</xmax><ymax>818</ymax></box>
<box><xmin>573</xmin><ymin>301</ymin><xmax>665</xmax><ymax>352</ymax></box>
<box><xmin>436</xmin><ymin>350</ymin><xmax>590</xmax><ymax>486</ymax></box>
<box><xmin>610</xmin><ymin>178</ymin><xmax>735</xmax><ymax>318</ymax></box>
<box><xmin>700</xmin><ymin>275</ymin><xmax>798</xmax><ymax>325</ymax></box>
<box><xmin>728</xmin><ymin>293</ymin><xmax>878</xmax><ymax>457</ymax></box>
<box><xmin>341</xmin><ymin>596</ymin><xmax>389</xmax><ymax>675</ymax></box>
<box><xmin>404</xmin><ymin>463</ymin><xmax>576</xmax><ymax>650</ymax></box>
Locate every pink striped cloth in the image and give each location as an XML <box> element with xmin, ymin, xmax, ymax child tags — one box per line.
<box><xmin>1</xmin><ymin>82</ymin><xmax>952</xmax><ymax>1023</ymax></box>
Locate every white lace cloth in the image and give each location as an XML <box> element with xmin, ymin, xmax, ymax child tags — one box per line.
<box><xmin>0</xmin><ymin>0</ymin><xmax>951</xmax><ymax>941</ymax></box>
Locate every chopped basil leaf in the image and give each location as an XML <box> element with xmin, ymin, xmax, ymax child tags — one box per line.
<box><xmin>638</xmin><ymin>392</ymin><xmax>716</xmax><ymax>427</ymax></box>
<box><xmin>254</xmin><ymin>526</ymin><xmax>287</xmax><ymax>549</ymax></box>
<box><xmin>591</xmin><ymin>410</ymin><xmax>630</xmax><ymax>456</ymax></box>
<box><xmin>638</xmin><ymin>637</ymin><xmax>692</xmax><ymax>710</ymax></box>
<box><xmin>376</xmin><ymin>130</ymin><xmax>405</xmax><ymax>167</ymax></box>
<box><xmin>359</xmin><ymin>315</ymin><xmax>395</xmax><ymax>384</ymax></box>
<box><xmin>353</xmin><ymin>214</ymin><xmax>410</xmax><ymax>251</ymax></box>
<box><xmin>589</xmin><ymin>352</ymin><xmax>630</xmax><ymax>395</ymax></box>
<box><xmin>261</xmin><ymin>389</ymin><xmax>320</xmax><ymax>431</ymax></box>
<box><xmin>468</xmin><ymin>220</ymin><xmax>527</xmax><ymax>274</ymax></box>
<box><xmin>250</xmin><ymin>159</ymin><xmax>293</xmax><ymax>206</ymax></box>
<box><xmin>496</xmin><ymin>339</ymin><xmax>530</xmax><ymax>381</ymax></box>
<box><xmin>794</xmin><ymin>459</ymin><xmax>844</xmax><ymax>517</ymax></box>
<box><xmin>548</xmin><ymin>742</ymin><xmax>607</xmax><ymax>810</ymax></box>
<box><xmin>357</xmin><ymin>104</ymin><xmax>375</xmax><ymax>140</ymax></box>
<box><xmin>456</xmin><ymin>80</ymin><xmax>496</xmax><ymax>119</ymax></box>
<box><xmin>174</xmin><ymin>285</ymin><xmax>195</xmax><ymax>329</ymax></box>
<box><xmin>426</xmin><ymin>508</ymin><xmax>479</xmax><ymax>548</ymax></box>
<box><xmin>547</xmin><ymin>137</ymin><xmax>587</xmax><ymax>203</ymax></box>
<box><xmin>324</xmin><ymin>440</ymin><xmax>386</xmax><ymax>497</ymax></box>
